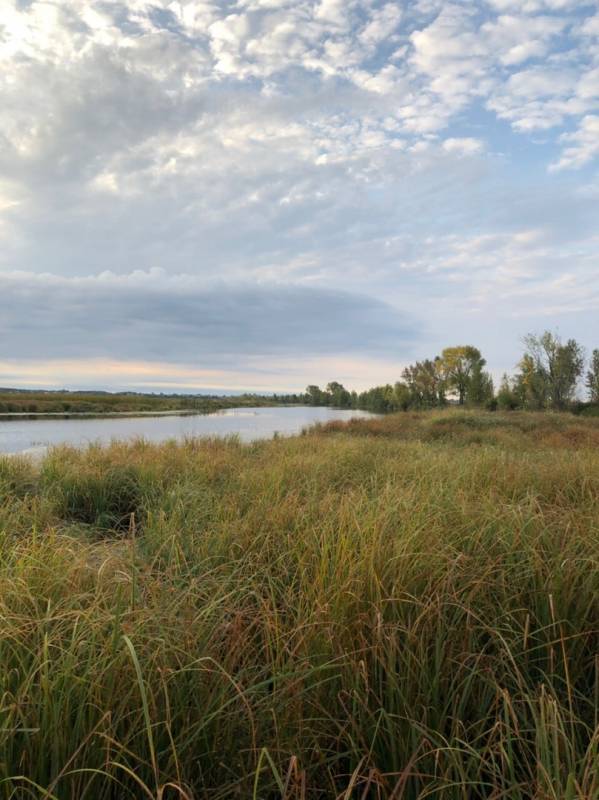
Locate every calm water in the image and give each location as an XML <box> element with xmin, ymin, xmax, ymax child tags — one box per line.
<box><xmin>0</xmin><ymin>406</ymin><xmax>377</xmax><ymax>456</ymax></box>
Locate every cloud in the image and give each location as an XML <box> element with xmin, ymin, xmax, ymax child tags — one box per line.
<box><xmin>1</xmin><ymin>0</ymin><xmax>598</xmax><ymax>207</ymax></box>
<box><xmin>0</xmin><ymin>270</ymin><xmax>414</xmax><ymax>364</ymax></box>
<box><xmin>0</xmin><ymin>354</ymin><xmax>410</xmax><ymax>393</ymax></box>
<box><xmin>486</xmin><ymin>0</ymin><xmax>587</xmax><ymax>12</ymax></box>
<box><xmin>0</xmin><ymin>0</ymin><xmax>599</xmax><ymax>388</ymax></box>
<box><xmin>442</xmin><ymin>137</ymin><xmax>484</xmax><ymax>155</ymax></box>
<box><xmin>551</xmin><ymin>115</ymin><xmax>599</xmax><ymax>169</ymax></box>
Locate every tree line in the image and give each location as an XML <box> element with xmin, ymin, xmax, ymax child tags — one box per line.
<box><xmin>303</xmin><ymin>332</ymin><xmax>599</xmax><ymax>414</ymax></box>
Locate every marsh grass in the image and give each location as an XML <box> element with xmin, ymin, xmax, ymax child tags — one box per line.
<box><xmin>0</xmin><ymin>410</ymin><xmax>597</xmax><ymax>798</ymax></box>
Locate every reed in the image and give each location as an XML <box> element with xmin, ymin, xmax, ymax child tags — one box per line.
<box><xmin>0</xmin><ymin>410</ymin><xmax>597</xmax><ymax>798</ymax></box>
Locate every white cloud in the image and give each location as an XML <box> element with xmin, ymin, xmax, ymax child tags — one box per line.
<box><xmin>358</xmin><ymin>3</ymin><xmax>403</xmax><ymax>47</ymax></box>
<box><xmin>482</xmin><ymin>13</ymin><xmax>565</xmax><ymax>66</ymax></box>
<box><xmin>442</xmin><ymin>137</ymin><xmax>484</xmax><ymax>155</ymax></box>
<box><xmin>2</xmin><ymin>0</ymin><xmax>598</xmax><ymax>173</ymax></box>
<box><xmin>551</xmin><ymin>115</ymin><xmax>599</xmax><ymax>169</ymax></box>
<box><xmin>580</xmin><ymin>13</ymin><xmax>599</xmax><ymax>36</ymax></box>
<box><xmin>578</xmin><ymin>66</ymin><xmax>599</xmax><ymax>99</ymax></box>
<box><xmin>486</xmin><ymin>0</ymin><xmax>588</xmax><ymax>11</ymax></box>
<box><xmin>487</xmin><ymin>66</ymin><xmax>587</xmax><ymax>130</ymax></box>
<box><xmin>410</xmin><ymin>5</ymin><xmax>488</xmax><ymax>100</ymax></box>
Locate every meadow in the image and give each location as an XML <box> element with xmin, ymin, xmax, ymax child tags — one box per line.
<box><xmin>0</xmin><ymin>390</ymin><xmax>287</xmax><ymax>416</ymax></box>
<box><xmin>0</xmin><ymin>409</ymin><xmax>597</xmax><ymax>799</ymax></box>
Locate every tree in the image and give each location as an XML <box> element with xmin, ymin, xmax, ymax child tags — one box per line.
<box><xmin>587</xmin><ymin>349</ymin><xmax>599</xmax><ymax>404</ymax></box>
<box><xmin>496</xmin><ymin>374</ymin><xmax>519</xmax><ymax>411</ymax></box>
<box><xmin>306</xmin><ymin>385</ymin><xmax>324</xmax><ymax>406</ymax></box>
<box><xmin>326</xmin><ymin>381</ymin><xmax>352</xmax><ymax>408</ymax></box>
<box><xmin>466</xmin><ymin>361</ymin><xmax>494</xmax><ymax>407</ymax></box>
<box><xmin>440</xmin><ymin>346</ymin><xmax>485</xmax><ymax>405</ymax></box>
<box><xmin>357</xmin><ymin>386</ymin><xmax>389</xmax><ymax>413</ymax></box>
<box><xmin>514</xmin><ymin>353</ymin><xmax>547</xmax><ymax>410</ymax></box>
<box><xmin>521</xmin><ymin>332</ymin><xmax>584</xmax><ymax>410</ymax></box>
<box><xmin>393</xmin><ymin>382</ymin><xmax>413</xmax><ymax>411</ymax></box>
<box><xmin>401</xmin><ymin>358</ymin><xmax>445</xmax><ymax>408</ymax></box>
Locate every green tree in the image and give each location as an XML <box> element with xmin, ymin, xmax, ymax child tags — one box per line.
<box><xmin>496</xmin><ymin>374</ymin><xmax>519</xmax><ymax>411</ymax></box>
<box><xmin>466</xmin><ymin>361</ymin><xmax>494</xmax><ymax>407</ymax></box>
<box><xmin>586</xmin><ymin>349</ymin><xmax>599</xmax><ymax>404</ymax></box>
<box><xmin>522</xmin><ymin>332</ymin><xmax>584</xmax><ymax>410</ymax></box>
<box><xmin>440</xmin><ymin>346</ymin><xmax>485</xmax><ymax>405</ymax></box>
<box><xmin>326</xmin><ymin>381</ymin><xmax>352</xmax><ymax>408</ymax></box>
<box><xmin>357</xmin><ymin>385</ymin><xmax>396</xmax><ymax>413</ymax></box>
<box><xmin>514</xmin><ymin>353</ymin><xmax>547</xmax><ymax>410</ymax></box>
<box><xmin>372</xmin><ymin>387</ymin><xmax>387</xmax><ymax>413</ymax></box>
<box><xmin>393</xmin><ymin>382</ymin><xmax>413</xmax><ymax>411</ymax></box>
<box><xmin>402</xmin><ymin>358</ymin><xmax>445</xmax><ymax>408</ymax></box>
<box><xmin>305</xmin><ymin>385</ymin><xmax>324</xmax><ymax>406</ymax></box>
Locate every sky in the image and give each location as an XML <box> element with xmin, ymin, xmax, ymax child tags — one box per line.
<box><xmin>1</xmin><ymin>0</ymin><xmax>598</xmax><ymax>394</ymax></box>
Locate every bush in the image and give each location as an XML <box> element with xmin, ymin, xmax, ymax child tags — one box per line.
<box><xmin>41</xmin><ymin>456</ymin><xmax>145</xmax><ymax>530</ymax></box>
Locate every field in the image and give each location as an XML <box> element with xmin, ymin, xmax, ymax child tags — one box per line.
<box><xmin>0</xmin><ymin>390</ymin><xmax>284</xmax><ymax>416</ymax></box>
<box><xmin>0</xmin><ymin>410</ymin><xmax>598</xmax><ymax>799</ymax></box>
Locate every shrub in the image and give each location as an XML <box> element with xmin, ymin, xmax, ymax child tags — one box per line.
<box><xmin>41</xmin><ymin>455</ymin><xmax>146</xmax><ymax>531</ymax></box>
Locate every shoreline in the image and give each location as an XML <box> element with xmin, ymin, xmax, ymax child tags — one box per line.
<box><xmin>0</xmin><ymin>407</ymin><xmax>291</xmax><ymax>421</ymax></box>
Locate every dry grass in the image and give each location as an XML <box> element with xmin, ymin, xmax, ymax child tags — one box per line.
<box><xmin>312</xmin><ymin>408</ymin><xmax>599</xmax><ymax>449</ymax></box>
<box><xmin>0</xmin><ymin>410</ymin><xmax>597</xmax><ymax>798</ymax></box>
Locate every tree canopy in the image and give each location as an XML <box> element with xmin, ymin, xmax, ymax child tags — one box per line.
<box><xmin>304</xmin><ymin>331</ymin><xmax>597</xmax><ymax>415</ymax></box>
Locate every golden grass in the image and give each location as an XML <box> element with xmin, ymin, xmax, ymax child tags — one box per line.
<box><xmin>0</xmin><ymin>410</ymin><xmax>597</xmax><ymax>798</ymax></box>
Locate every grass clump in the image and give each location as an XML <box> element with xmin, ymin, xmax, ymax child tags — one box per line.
<box><xmin>0</xmin><ymin>455</ymin><xmax>37</xmax><ymax>499</ymax></box>
<box><xmin>0</xmin><ymin>410</ymin><xmax>597</xmax><ymax>798</ymax></box>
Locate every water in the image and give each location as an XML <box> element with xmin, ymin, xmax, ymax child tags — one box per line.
<box><xmin>0</xmin><ymin>406</ymin><xmax>378</xmax><ymax>456</ymax></box>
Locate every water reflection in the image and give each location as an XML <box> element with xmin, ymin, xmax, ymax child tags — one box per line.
<box><xmin>0</xmin><ymin>406</ymin><xmax>378</xmax><ymax>455</ymax></box>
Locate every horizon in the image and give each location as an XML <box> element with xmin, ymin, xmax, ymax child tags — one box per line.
<box><xmin>2</xmin><ymin>0</ymin><xmax>599</xmax><ymax>390</ymax></box>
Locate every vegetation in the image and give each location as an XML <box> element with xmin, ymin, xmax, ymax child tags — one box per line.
<box><xmin>308</xmin><ymin>331</ymin><xmax>599</xmax><ymax>415</ymax></box>
<box><xmin>0</xmin><ymin>409</ymin><xmax>598</xmax><ymax>798</ymax></box>
<box><xmin>586</xmin><ymin>350</ymin><xmax>599</xmax><ymax>405</ymax></box>
<box><xmin>0</xmin><ymin>390</ymin><xmax>304</xmax><ymax>416</ymax></box>
<box><xmin>2</xmin><ymin>331</ymin><xmax>596</xmax><ymax>421</ymax></box>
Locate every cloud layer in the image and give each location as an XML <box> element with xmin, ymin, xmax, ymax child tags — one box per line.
<box><xmin>1</xmin><ymin>0</ymin><xmax>599</xmax><ymax>388</ymax></box>
<box><xmin>0</xmin><ymin>269</ymin><xmax>413</xmax><ymax>362</ymax></box>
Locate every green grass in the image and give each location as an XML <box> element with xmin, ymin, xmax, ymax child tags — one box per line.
<box><xmin>0</xmin><ymin>409</ymin><xmax>597</xmax><ymax>798</ymax></box>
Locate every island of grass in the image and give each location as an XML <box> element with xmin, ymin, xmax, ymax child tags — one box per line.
<box><xmin>0</xmin><ymin>409</ymin><xmax>597</xmax><ymax>798</ymax></box>
<box><xmin>0</xmin><ymin>388</ymin><xmax>304</xmax><ymax>417</ymax></box>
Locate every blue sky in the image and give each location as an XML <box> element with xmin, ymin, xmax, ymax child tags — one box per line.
<box><xmin>1</xmin><ymin>0</ymin><xmax>598</xmax><ymax>392</ymax></box>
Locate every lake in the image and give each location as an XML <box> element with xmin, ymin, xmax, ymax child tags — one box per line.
<box><xmin>0</xmin><ymin>406</ymin><xmax>378</xmax><ymax>456</ymax></box>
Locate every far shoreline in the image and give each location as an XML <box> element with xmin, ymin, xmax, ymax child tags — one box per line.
<box><xmin>0</xmin><ymin>405</ymin><xmax>305</xmax><ymax>421</ymax></box>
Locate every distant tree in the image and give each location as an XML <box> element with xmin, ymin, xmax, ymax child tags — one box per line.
<box><xmin>587</xmin><ymin>349</ymin><xmax>599</xmax><ymax>404</ymax></box>
<box><xmin>402</xmin><ymin>358</ymin><xmax>445</xmax><ymax>408</ymax></box>
<box><xmin>496</xmin><ymin>374</ymin><xmax>519</xmax><ymax>411</ymax></box>
<box><xmin>373</xmin><ymin>387</ymin><xmax>388</xmax><ymax>413</ymax></box>
<box><xmin>521</xmin><ymin>332</ymin><xmax>584</xmax><ymax>410</ymax></box>
<box><xmin>466</xmin><ymin>361</ymin><xmax>494</xmax><ymax>407</ymax></box>
<box><xmin>382</xmin><ymin>383</ymin><xmax>397</xmax><ymax>410</ymax></box>
<box><xmin>393</xmin><ymin>381</ymin><xmax>413</xmax><ymax>411</ymax></box>
<box><xmin>306</xmin><ymin>385</ymin><xmax>324</xmax><ymax>406</ymax></box>
<box><xmin>514</xmin><ymin>353</ymin><xmax>547</xmax><ymax>410</ymax></box>
<box><xmin>439</xmin><ymin>346</ymin><xmax>485</xmax><ymax>405</ymax></box>
<box><xmin>357</xmin><ymin>385</ymin><xmax>397</xmax><ymax>413</ymax></box>
<box><xmin>326</xmin><ymin>381</ymin><xmax>352</xmax><ymax>408</ymax></box>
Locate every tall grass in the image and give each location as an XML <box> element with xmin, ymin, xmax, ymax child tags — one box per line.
<box><xmin>0</xmin><ymin>410</ymin><xmax>597</xmax><ymax>798</ymax></box>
